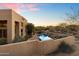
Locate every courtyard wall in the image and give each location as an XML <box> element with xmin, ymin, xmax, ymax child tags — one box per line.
<box><xmin>0</xmin><ymin>36</ymin><xmax>75</xmax><ymax>56</ymax></box>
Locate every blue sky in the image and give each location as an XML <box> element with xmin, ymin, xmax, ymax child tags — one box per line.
<box><xmin>0</xmin><ymin>3</ymin><xmax>79</xmax><ymax>26</ymax></box>
<box><xmin>20</xmin><ymin>3</ymin><xmax>79</xmax><ymax>26</ymax></box>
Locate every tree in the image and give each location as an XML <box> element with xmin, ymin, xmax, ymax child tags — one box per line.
<box><xmin>26</xmin><ymin>23</ymin><xmax>35</xmax><ymax>37</ymax></box>
<box><xmin>65</xmin><ymin>7</ymin><xmax>79</xmax><ymax>25</ymax></box>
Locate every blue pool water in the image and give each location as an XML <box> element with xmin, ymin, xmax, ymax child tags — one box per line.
<box><xmin>38</xmin><ymin>34</ymin><xmax>52</xmax><ymax>41</ymax></box>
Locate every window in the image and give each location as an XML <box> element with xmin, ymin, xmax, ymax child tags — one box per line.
<box><xmin>0</xmin><ymin>29</ymin><xmax>7</xmax><ymax>38</ymax></box>
<box><xmin>15</xmin><ymin>22</ymin><xmax>19</xmax><ymax>36</ymax></box>
<box><xmin>0</xmin><ymin>20</ymin><xmax>7</xmax><ymax>27</ymax></box>
<box><xmin>21</xmin><ymin>29</ymin><xmax>23</xmax><ymax>36</ymax></box>
<box><xmin>0</xmin><ymin>29</ymin><xmax>2</xmax><ymax>38</ymax></box>
<box><xmin>3</xmin><ymin>29</ymin><xmax>7</xmax><ymax>38</ymax></box>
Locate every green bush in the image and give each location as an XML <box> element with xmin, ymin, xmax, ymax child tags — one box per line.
<box><xmin>26</xmin><ymin>23</ymin><xmax>35</xmax><ymax>36</ymax></box>
<box><xmin>12</xmin><ymin>36</ymin><xmax>22</xmax><ymax>43</ymax></box>
<box><xmin>23</xmin><ymin>35</ymin><xmax>29</xmax><ymax>41</ymax></box>
<box><xmin>13</xmin><ymin>36</ymin><xmax>24</xmax><ymax>43</ymax></box>
<box><xmin>0</xmin><ymin>38</ymin><xmax>7</xmax><ymax>45</ymax></box>
<box><xmin>12</xmin><ymin>36</ymin><xmax>28</xmax><ymax>43</ymax></box>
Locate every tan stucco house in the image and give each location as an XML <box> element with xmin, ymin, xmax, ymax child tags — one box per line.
<box><xmin>0</xmin><ymin>9</ymin><xmax>27</xmax><ymax>43</ymax></box>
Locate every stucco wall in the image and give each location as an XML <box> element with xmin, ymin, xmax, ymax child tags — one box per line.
<box><xmin>0</xmin><ymin>36</ymin><xmax>76</xmax><ymax>56</ymax></box>
<box><xmin>37</xmin><ymin>36</ymin><xmax>75</xmax><ymax>55</ymax></box>
<box><xmin>0</xmin><ymin>9</ymin><xmax>12</xmax><ymax>20</ymax></box>
<box><xmin>0</xmin><ymin>9</ymin><xmax>27</xmax><ymax>43</ymax></box>
<box><xmin>0</xmin><ymin>9</ymin><xmax>12</xmax><ymax>43</ymax></box>
<box><xmin>12</xmin><ymin>10</ymin><xmax>27</xmax><ymax>41</ymax></box>
<box><xmin>0</xmin><ymin>40</ymin><xmax>38</xmax><ymax>56</ymax></box>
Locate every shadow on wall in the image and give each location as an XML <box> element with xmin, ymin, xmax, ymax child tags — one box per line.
<box><xmin>0</xmin><ymin>36</ymin><xmax>76</xmax><ymax>56</ymax></box>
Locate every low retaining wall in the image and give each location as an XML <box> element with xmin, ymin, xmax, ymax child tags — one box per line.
<box><xmin>37</xmin><ymin>36</ymin><xmax>76</xmax><ymax>55</ymax></box>
<box><xmin>36</xmin><ymin>39</ymin><xmax>61</xmax><ymax>55</ymax></box>
<box><xmin>0</xmin><ymin>40</ymin><xmax>38</xmax><ymax>56</ymax></box>
<box><xmin>0</xmin><ymin>36</ymin><xmax>76</xmax><ymax>56</ymax></box>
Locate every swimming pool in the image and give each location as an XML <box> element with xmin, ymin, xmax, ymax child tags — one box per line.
<box><xmin>38</xmin><ymin>34</ymin><xmax>52</xmax><ymax>41</ymax></box>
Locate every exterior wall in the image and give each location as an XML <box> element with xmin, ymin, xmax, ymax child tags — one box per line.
<box><xmin>0</xmin><ymin>9</ymin><xmax>12</xmax><ymax>20</ymax></box>
<box><xmin>0</xmin><ymin>36</ymin><xmax>76</xmax><ymax>56</ymax></box>
<box><xmin>12</xmin><ymin>10</ymin><xmax>27</xmax><ymax>41</ymax></box>
<box><xmin>0</xmin><ymin>9</ymin><xmax>27</xmax><ymax>43</ymax></box>
<box><xmin>0</xmin><ymin>9</ymin><xmax>12</xmax><ymax>43</ymax></box>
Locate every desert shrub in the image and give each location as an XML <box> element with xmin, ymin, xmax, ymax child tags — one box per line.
<box><xmin>47</xmin><ymin>41</ymin><xmax>75</xmax><ymax>55</ymax></box>
<box><xmin>12</xmin><ymin>36</ymin><xmax>23</xmax><ymax>43</ymax></box>
<box><xmin>47</xmin><ymin>42</ymin><xmax>75</xmax><ymax>55</ymax></box>
<box><xmin>49</xmin><ymin>33</ymin><xmax>68</xmax><ymax>39</ymax></box>
<box><xmin>56</xmin><ymin>41</ymin><xmax>74</xmax><ymax>53</ymax></box>
<box><xmin>12</xmin><ymin>34</ymin><xmax>32</xmax><ymax>43</ymax></box>
<box><xmin>37</xmin><ymin>31</ymin><xmax>43</xmax><ymax>34</ymax></box>
<box><xmin>0</xmin><ymin>38</ymin><xmax>7</xmax><ymax>45</ymax></box>
<box><xmin>23</xmin><ymin>35</ymin><xmax>30</xmax><ymax>41</ymax></box>
<box><xmin>12</xmin><ymin>36</ymin><xmax>29</xmax><ymax>43</ymax></box>
<box><xmin>66</xmin><ymin>25</ymin><xmax>79</xmax><ymax>32</ymax></box>
<box><xmin>51</xmin><ymin>41</ymin><xmax>75</xmax><ymax>55</ymax></box>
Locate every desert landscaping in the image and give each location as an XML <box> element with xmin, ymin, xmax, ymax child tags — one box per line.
<box><xmin>0</xmin><ymin>4</ymin><xmax>79</xmax><ymax>56</ymax></box>
<box><xmin>0</xmin><ymin>10</ymin><xmax>79</xmax><ymax>56</ymax></box>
